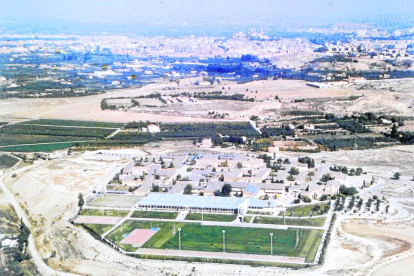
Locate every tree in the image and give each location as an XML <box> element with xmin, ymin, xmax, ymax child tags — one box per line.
<box><xmin>394</xmin><ymin>172</ymin><xmax>401</xmax><ymax>180</ymax></box>
<box><xmin>221</xmin><ymin>183</ymin><xmax>232</xmax><ymax>196</ymax></box>
<box><xmin>236</xmin><ymin>162</ymin><xmax>243</xmax><ymax>169</ymax></box>
<box><xmin>250</xmin><ymin>115</ymin><xmax>259</xmax><ymax>121</ymax></box>
<box><xmin>152</xmin><ymin>184</ymin><xmax>160</xmax><ymax>192</ymax></box>
<box><xmin>218</xmin><ymin>174</ymin><xmax>224</xmax><ymax>181</ymax></box>
<box><xmin>302</xmin><ymin>196</ymin><xmax>311</xmax><ymax>203</ymax></box>
<box><xmin>78</xmin><ymin>193</ymin><xmax>84</xmax><ymax>210</ymax></box>
<box><xmin>320</xmin><ymin>195</ymin><xmax>328</xmax><ymax>201</ymax></box>
<box><xmin>184</xmin><ymin>184</ymin><xmax>192</xmax><ymax>195</ymax></box>
<box><xmin>391</xmin><ymin>123</ymin><xmax>398</xmax><ymax>137</ymax></box>
<box><xmin>289</xmin><ymin>167</ymin><xmax>299</xmax><ymax>175</ymax></box>
<box><xmin>320</xmin><ymin>173</ymin><xmax>331</xmax><ymax>182</ymax></box>
<box><xmin>169</xmin><ymin>162</ymin><xmax>174</xmax><ymax>168</ymax></box>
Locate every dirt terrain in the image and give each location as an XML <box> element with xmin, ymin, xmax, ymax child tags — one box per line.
<box><xmin>3</xmin><ymin>78</ymin><xmax>410</xmax><ymax>123</ymax></box>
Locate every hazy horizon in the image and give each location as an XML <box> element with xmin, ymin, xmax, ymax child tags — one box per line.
<box><xmin>2</xmin><ymin>0</ymin><xmax>414</xmax><ymax>33</ymax></box>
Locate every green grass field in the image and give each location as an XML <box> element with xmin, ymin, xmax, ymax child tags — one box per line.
<box><xmin>282</xmin><ymin>203</ymin><xmax>327</xmax><ymax>217</ymax></box>
<box><xmin>0</xmin><ymin>205</ymin><xmax>20</xmax><ymax>234</ymax></box>
<box><xmin>253</xmin><ymin>216</ymin><xmax>326</xmax><ymax>227</ymax></box>
<box><xmin>243</xmin><ymin>216</ymin><xmax>253</xmax><ymax>223</ymax></box>
<box><xmin>0</xmin><ymin>141</ymin><xmax>89</xmax><ymax>152</ymax></box>
<box><xmin>83</xmin><ymin>223</ymin><xmax>113</xmax><ymax>235</ymax></box>
<box><xmin>110</xmin><ymin>220</ymin><xmax>323</xmax><ymax>262</ymax></box>
<box><xmin>185</xmin><ymin>213</ymin><xmax>237</xmax><ymax>222</ymax></box>
<box><xmin>80</xmin><ymin>209</ymin><xmax>130</xmax><ymax>217</ymax></box>
<box><xmin>131</xmin><ymin>211</ymin><xmax>178</xmax><ymax>219</ymax></box>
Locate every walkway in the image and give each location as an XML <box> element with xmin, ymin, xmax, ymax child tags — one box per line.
<box><xmin>132</xmin><ymin>248</ymin><xmax>306</xmax><ymax>264</ymax></box>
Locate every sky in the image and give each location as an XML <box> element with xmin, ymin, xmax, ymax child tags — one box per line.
<box><xmin>1</xmin><ymin>0</ymin><xmax>414</xmax><ymax>31</ymax></box>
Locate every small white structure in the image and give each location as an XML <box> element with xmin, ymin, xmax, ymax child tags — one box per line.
<box><xmin>147</xmin><ymin>124</ymin><xmax>161</xmax><ymax>133</ymax></box>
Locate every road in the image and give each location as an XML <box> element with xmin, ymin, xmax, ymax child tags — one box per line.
<box><xmin>0</xmin><ymin>162</ymin><xmax>78</xmax><ymax>276</ymax></box>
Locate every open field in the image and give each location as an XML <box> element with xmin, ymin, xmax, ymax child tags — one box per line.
<box><xmin>82</xmin><ymin>223</ymin><xmax>113</xmax><ymax>235</ymax></box>
<box><xmin>110</xmin><ymin>219</ymin><xmax>323</xmax><ymax>262</ymax></box>
<box><xmin>283</xmin><ymin>203</ymin><xmax>327</xmax><ymax>217</ymax></box>
<box><xmin>184</xmin><ymin>213</ymin><xmax>237</xmax><ymax>222</ymax></box>
<box><xmin>131</xmin><ymin>211</ymin><xmax>178</xmax><ymax>219</ymax></box>
<box><xmin>253</xmin><ymin>216</ymin><xmax>326</xmax><ymax>227</ymax></box>
<box><xmin>80</xmin><ymin>209</ymin><xmax>130</xmax><ymax>217</ymax></box>
<box><xmin>25</xmin><ymin>119</ymin><xmax>125</xmax><ymax>128</ymax></box>
<box><xmin>0</xmin><ymin>154</ymin><xmax>19</xmax><ymax>168</ymax></box>
<box><xmin>90</xmin><ymin>194</ymin><xmax>143</xmax><ymax>208</ymax></box>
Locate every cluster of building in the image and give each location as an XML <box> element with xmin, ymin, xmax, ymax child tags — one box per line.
<box><xmin>101</xmin><ymin>151</ymin><xmax>366</xmax><ymax>208</ymax></box>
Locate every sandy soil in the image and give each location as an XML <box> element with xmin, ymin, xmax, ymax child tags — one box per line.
<box><xmin>0</xmin><ymin>78</ymin><xmax>377</xmax><ymax>123</ymax></box>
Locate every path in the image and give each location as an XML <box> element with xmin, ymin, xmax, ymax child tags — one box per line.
<box><xmin>133</xmin><ymin>248</ymin><xmax>306</xmax><ymax>264</ymax></box>
<box><xmin>0</xmin><ymin>162</ymin><xmax>77</xmax><ymax>276</ymax></box>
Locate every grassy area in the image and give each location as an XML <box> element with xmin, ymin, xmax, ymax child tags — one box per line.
<box><xmin>110</xmin><ymin>220</ymin><xmax>323</xmax><ymax>262</ymax></box>
<box><xmin>185</xmin><ymin>213</ymin><xmax>237</xmax><ymax>222</ymax></box>
<box><xmin>25</xmin><ymin>119</ymin><xmax>125</xmax><ymax>128</ymax></box>
<box><xmin>80</xmin><ymin>209</ymin><xmax>130</xmax><ymax>217</ymax></box>
<box><xmin>0</xmin><ymin>133</ymin><xmax>93</xmax><ymax>146</ymax></box>
<box><xmin>282</xmin><ymin>203</ymin><xmax>327</xmax><ymax>217</ymax></box>
<box><xmin>243</xmin><ymin>216</ymin><xmax>253</xmax><ymax>223</ymax></box>
<box><xmin>83</xmin><ymin>223</ymin><xmax>113</xmax><ymax>235</ymax></box>
<box><xmin>91</xmin><ymin>194</ymin><xmax>143</xmax><ymax>208</ymax></box>
<box><xmin>0</xmin><ymin>141</ymin><xmax>88</xmax><ymax>152</ymax></box>
<box><xmin>131</xmin><ymin>211</ymin><xmax>178</xmax><ymax>219</ymax></box>
<box><xmin>0</xmin><ymin>154</ymin><xmax>19</xmax><ymax>168</ymax></box>
<box><xmin>253</xmin><ymin>216</ymin><xmax>326</xmax><ymax>227</ymax></box>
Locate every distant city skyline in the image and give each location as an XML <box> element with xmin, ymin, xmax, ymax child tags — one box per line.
<box><xmin>2</xmin><ymin>0</ymin><xmax>414</xmax><ymax>29</ymax></box>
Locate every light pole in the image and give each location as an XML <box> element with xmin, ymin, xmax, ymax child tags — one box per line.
<box><xmin>222</xmin><ymin>230</ymin><xmax>226</xmax><ymax>252</ymax></box>
<box><xmin>178</xmin><ymin>228</ymin><xmax>181</xmax><ymax>250</ymax></box>
<box><xmin>270</xmin><ymin>233</ymin><xmax>273</xmax><ymax>255</ymax></box>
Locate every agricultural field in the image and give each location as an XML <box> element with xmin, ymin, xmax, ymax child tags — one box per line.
<box><xmin>0</xmin><ymin>141</ymin><xmax>88</xmax><ymax>152</ymax></box>
<box><xmin>131</xmin><ymin>211</ymin><xmax>178</xmax><ymax>219</ymax></box>
<box><xmin>109</xmin><ymin>220</ymin><xmax>323</xmax><ymax>262</ymax></box>
<box><xmin>2</xmin><ymin>124</ymin><xmax>117</xmax><ymax>138</ymax></box>
<box><xmin>314</xmin><ymin>137</ymin><xmax>398</xmax><ymax>151</ymax></box>
<box><xmin>25</xmin><ymin>119</ymin><xmax>125</xmax><ymax>128</ymax></box>
<box><xmin>184</xmin><ymin>213</ymin><xmax>237</xmax><ymax>222</ymax></box>
<box><xmin>158</xmin><ymin>122</ymin><xmax>260</xmax><ymax>139</ymax></box>
<box><xmin>253</xmin><ymin>216</ymin><xmax>326</xmax><ymax>227</ymax></box>
<box><xmin>0</xmin><ymin>133</ymin><xmax>92</xmax><ymax>146</ymax></box>
<box><xmin>80</xmin><ymin>209</ymin><xmax>130</xmax><ymax>217</ymax></box>
<box><xmin>89</xmin><ymin>194</ymin><xmax>143</xmax><ymax>208</ymax></box>
<box><xmin>0</xmin><ymin>154</ymin><xmax>19</xmax><ymax>168</ymax></box>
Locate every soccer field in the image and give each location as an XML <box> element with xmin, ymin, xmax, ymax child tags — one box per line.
<box><xmin>110</xmin><ymin>220</ymin><xmax>323</xmax><ymax>262</ymax></box>
<box><xmin>90</xmin><ymin>194</ymin><xmax>143</xmax><ymax>208</ymax></box>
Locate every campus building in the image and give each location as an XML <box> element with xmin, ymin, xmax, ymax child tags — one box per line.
<box><xmin>137</xmin><ymin>193</ymin><xmax>275</xmax><ymax>215</ymax></box>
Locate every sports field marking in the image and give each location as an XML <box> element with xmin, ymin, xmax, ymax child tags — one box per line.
<box><xmin>120</xmin><ymin>229</ymin><xmax>159</xmax><ymax>247</ymax></box>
